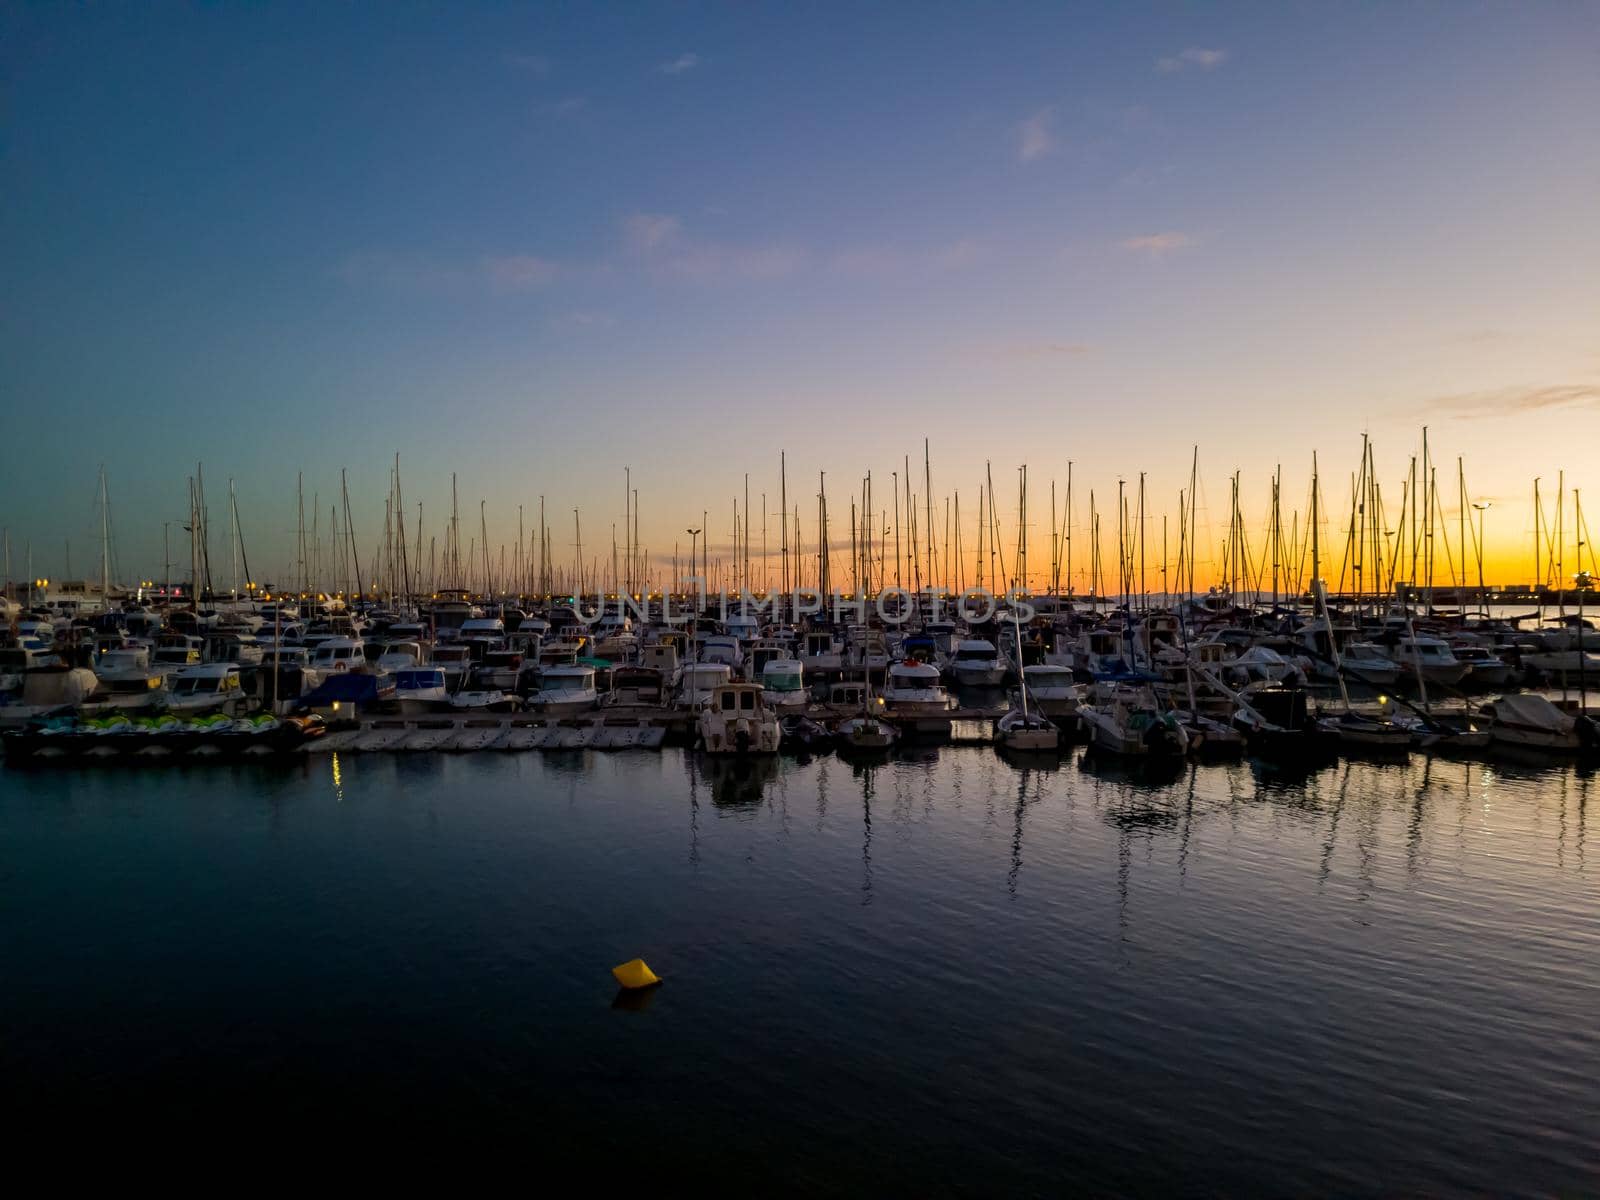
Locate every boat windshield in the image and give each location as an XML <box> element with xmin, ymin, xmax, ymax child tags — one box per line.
<box><xmin>545</xmin><ymin>673</ymin><xmax>594</xmax><ymax>691</ymax></box>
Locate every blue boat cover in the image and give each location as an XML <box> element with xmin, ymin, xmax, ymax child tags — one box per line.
<box><xmin>299</xmin><ymin>673</ymin><xmax>386</xmax><ymax>705</ymax></box>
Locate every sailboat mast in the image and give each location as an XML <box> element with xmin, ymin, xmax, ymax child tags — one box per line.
<box><xmin>780</xmin><ymin>451</ymin><xmax>788</xmax><ymax>598</ymax></box>
<box><xmin>1311</xmin><ymin>451</ymin><xmax>1321</xmax><ymax>593</ymax></box>
<box><xmin>342</xmin><ymin>469</ymin><xmax>364</xmax><ymax>601</ymax></box>
<box><xmin>189</xmin><ymin>475</ymin><xmax>199</xmax><ymax>613</ymax></box>
<box><xmin>1066</xmin><ymin>461</ymin><xmax>1074</xmax><ymax>598</ymax></box>
<box><xmin>924</xmin><ymin>438</ymin><xmax>934</xmax><ymax>591</ymax></box>
<box><xmin>99</xmin><ymin>465</ymin><xmax>110</xmax><ymax>610</ymax></box>
<box><xmin>229</xmin><ymin>478</ymin><xmax>240</xmax><ymax>601</ymax></box>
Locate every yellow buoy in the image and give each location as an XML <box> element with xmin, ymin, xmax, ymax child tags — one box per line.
<box><xmin>611</xmin><ymin>958</ymin><xmax>662</xmax><ymax>990</ymax></box>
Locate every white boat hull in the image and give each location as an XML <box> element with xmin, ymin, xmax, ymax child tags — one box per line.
<box><xmin>698</xmin><ymin>714</ymin><xmax>781</xmax><ymax>754</ymax></box>
<box><xmin>530</xmin><ymin>692</ymin><xmax>598</xmax><ymax>716</ymax></box>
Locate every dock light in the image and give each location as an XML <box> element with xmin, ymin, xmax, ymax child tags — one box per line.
<box><xmin>332</xmin><ymin>701</ymin><xmax>341</xmax><ymax>712</ymax></box>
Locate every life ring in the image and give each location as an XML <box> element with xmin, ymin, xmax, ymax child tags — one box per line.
<box><xmin>335</xmin><ymin>660</ymin><xmax>348</xmax><ymax>672</ymax></box>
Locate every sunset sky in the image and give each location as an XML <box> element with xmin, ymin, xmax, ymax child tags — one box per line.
<box><xmin>4</xmin><ymin>3</ymin><xmax>1597</xmax><ymax>591</ymax></box>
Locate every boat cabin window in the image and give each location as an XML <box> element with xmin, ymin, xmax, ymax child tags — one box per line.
<box><xmin>720</xmin><ymin>691</ymin><xmax>736</xmax><ymax>711</ymax></box>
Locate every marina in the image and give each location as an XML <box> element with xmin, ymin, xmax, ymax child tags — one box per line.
<box><xmin>5</xmin><ymin>561</ymin><xmax>1596</xmax><ymax>770</ymax></box>
<box><xmin>7</xmin><ymin>431</ymin><xmax>1599</xmax><ymax>774</ymax></box>
<box><xmin>7</xmin><ymin>3</ymin><xmax>1600</xmax><ymax>1190</ymax></box>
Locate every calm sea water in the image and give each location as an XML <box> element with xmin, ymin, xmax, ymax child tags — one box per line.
<box><xmin>2</xmin><ymin>748</ymin><xmax>1596</xmax><ymax>1194</ymax></box>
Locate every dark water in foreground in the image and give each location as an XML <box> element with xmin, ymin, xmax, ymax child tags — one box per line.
<box><xmin>3</xmin><ymin>749</ymin><xmax>1597</xmax><ymax>1195</ymax></box>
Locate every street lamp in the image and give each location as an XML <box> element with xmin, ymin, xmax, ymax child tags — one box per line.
<box><xmin>684</xmin><ymin>527</ymin><xmax>702</xmax><ymax>678</ymax></box>
<box><xmin>1472</xmin><ymin>501</ymin><xmax>1492</xmax><ymax>615</ymax></box>
<box><xmin>685</xmin><ymin>528</ymin><xmax>701</xmax><ymax>596</ymax></box>
<box><xmin>1576</xmin><ymin>570</ymin><xmax>1592</xmax><ymax>714</ymax></box>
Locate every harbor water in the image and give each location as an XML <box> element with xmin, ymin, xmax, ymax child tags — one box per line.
<box><xmin>3</xmin><ymin>750</ymin><xmax>1597</xmax><ymax>1194</ymax></box>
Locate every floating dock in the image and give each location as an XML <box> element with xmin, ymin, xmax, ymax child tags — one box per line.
<box><xmin>302</xmin><ymin>715</ymin><xmax>671</xmax><ymax>754</ymax></box>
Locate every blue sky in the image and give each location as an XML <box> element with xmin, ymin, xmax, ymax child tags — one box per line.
<box><xmin>3</xmin><ymin>2</ymin><xmax>1597</xmax><ymax>586</ymax></box>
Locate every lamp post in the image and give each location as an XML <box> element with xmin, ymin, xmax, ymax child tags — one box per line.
<box><xmin>1577</xmin><ymin>570</ymin><xmax>1592</xmax><ymax>714</ymax></box>
<box><xmin>1472</xmin><ymin>501</ymin><xmax>1491</xmax><ymax>617</ymax></box>
<box><xmin>685</xmin><ymin>527</ymin><xmax>702</xmax><ymax>687</ymax></box>
<box><xmin>685</xmin><ymin>529</ymin><xmax>701</xmax><ymax>598</ymax></box>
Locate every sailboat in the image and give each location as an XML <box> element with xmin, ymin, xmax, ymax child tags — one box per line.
<box><xmin>837</xmin><ymin>647</ymin><xmax>899</xmax><ymax>753</ymax></box>
<box><xmin>1310</xmin><ymin>581</ymin><xmax>1411</xmax><ymax>754</ymax></box>
<box><xmin>1078</xmin><ymin>683</ymin><xmax>1188</xmax><ymax>758</ymax></box>
<box><xmin>995</xmin><ymin>609</ymin><xmax>1059</xmax><ymax>751</ymax></box>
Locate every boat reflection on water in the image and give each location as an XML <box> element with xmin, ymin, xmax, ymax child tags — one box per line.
<box><xmin>995</xmin><ymin>743</ymin><xmax>1065</xmax><ymax>772</ymax></box>
<box><xmin>1078</xmin><ymin>743</ymin><xmax>1188</xmax><ymax>786</ymax></box>
<box><xmin>689</xmin><ymin>751</ymin><xmax>781</xmax><ymax>808</ymax></box>
<box><xmin>1244</xmin><ymin>752</ymin><xmax>1341</xmax><ymax>789</ymax></box>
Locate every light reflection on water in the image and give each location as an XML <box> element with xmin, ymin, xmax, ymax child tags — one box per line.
<box><xmin>0</xmin><ymin>749</ymin><xmax>1595</xmax><ymax>1193</ymax></box>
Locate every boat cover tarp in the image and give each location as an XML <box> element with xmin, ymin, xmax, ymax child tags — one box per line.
<box><xmin>1493</xmin><ymin>693</ymin><xmax>1573</xmax><ymax>732</ymax></box>
<box><xmin>299</xmin><ymin>673</ymin><xmax>386</xmax><ymax>707</ymax></box>
<box><xmin>21</xmin><ymin>667</ymin><xmax>99</xmax><ymax>707</ymax></box>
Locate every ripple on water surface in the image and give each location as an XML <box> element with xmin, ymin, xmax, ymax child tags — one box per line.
<box><xmin>1</xmin><ymin>750</ymin><xmax>1596</xmax><ymax>1194</ymax></box>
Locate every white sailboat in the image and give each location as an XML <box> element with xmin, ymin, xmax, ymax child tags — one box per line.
<box><xmin>996</xmin><ymin>612</ymin><xmax>1058</xmax><ymax>751</ymax></box>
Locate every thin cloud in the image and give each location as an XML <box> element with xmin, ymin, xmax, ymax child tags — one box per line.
<box><xmin>482</xmin><ymin>255</ymin><xmax>560</xmax><ymax>291</ymax></box>
<box><xmin>978</xmin><ymin>340</ymin><xmax>1096</xmax><ymax>362</ymax></box>
<box><xmin>551</xmin><ymin>311</ymin><xmax>615</xmax><ymax>330</ymax></box>
<box><xmin>829</xmin><ymin>239</ymin><xmax>984</xmax><ymax>277</ymax></box>
<box><xmin>504</xmin><ymin>53</ymin><xmax>551</xmax><ymax>75</ymax></box>
<box><xmin>332</xmin><ymin>252</ymin><xmax>470</xmax><ymax>293</ymax></box>
<box><xmin>620</xmin><ymin>212</ymin><xmax>804</xmax><ymax>280</ymax></box>
<box><xmin>623</xmin><ymin>212</ymin><xmax>683</xmax><ymax>252</ymax></box>
<box><xmin>334</xmin><ymin>252</ymin><xmax>561</xmax><ymax>294</ymax></box>
<box><xmin>1017</xmin><ymin>108</ymin><xmax>1055</xmax><ymax>163</ymax></box>
<box><xmin>1021</xmin><ymin>341</ymin><xmax>1094</xmax><ymax>357</ymax></box>
<box><xmin>1426</xmin><ymin>383</ymin><xmax>1600</xmax><ymax>419</ymax></box>
<box><xmin>1452</xmin><ymin>329</ymin><xmax>1511</xmax><ymax>345</ymax></box>
<box><xmin>337</xmin><ymin>226</ymin><xmax>983</xmax><ymax>296</ymax></box>
<box><xmin>663</xmin><ymin>244</ymin><xmax>807</xmax><ymax>281</ymax></box>
<box><xmin>1120</xmin><ymin>232</ymin><xmax>1193</xmax><ymax>255</ymax></box>
<box><xmin>658</xmin><ymin>52</ymin><xmax>700</xmax><ymax>75</ymax></box>
<box><xmin>1158</xmin><ymin>47</ymin><xmax>1227</xmax><ymax>73</ymax></box>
